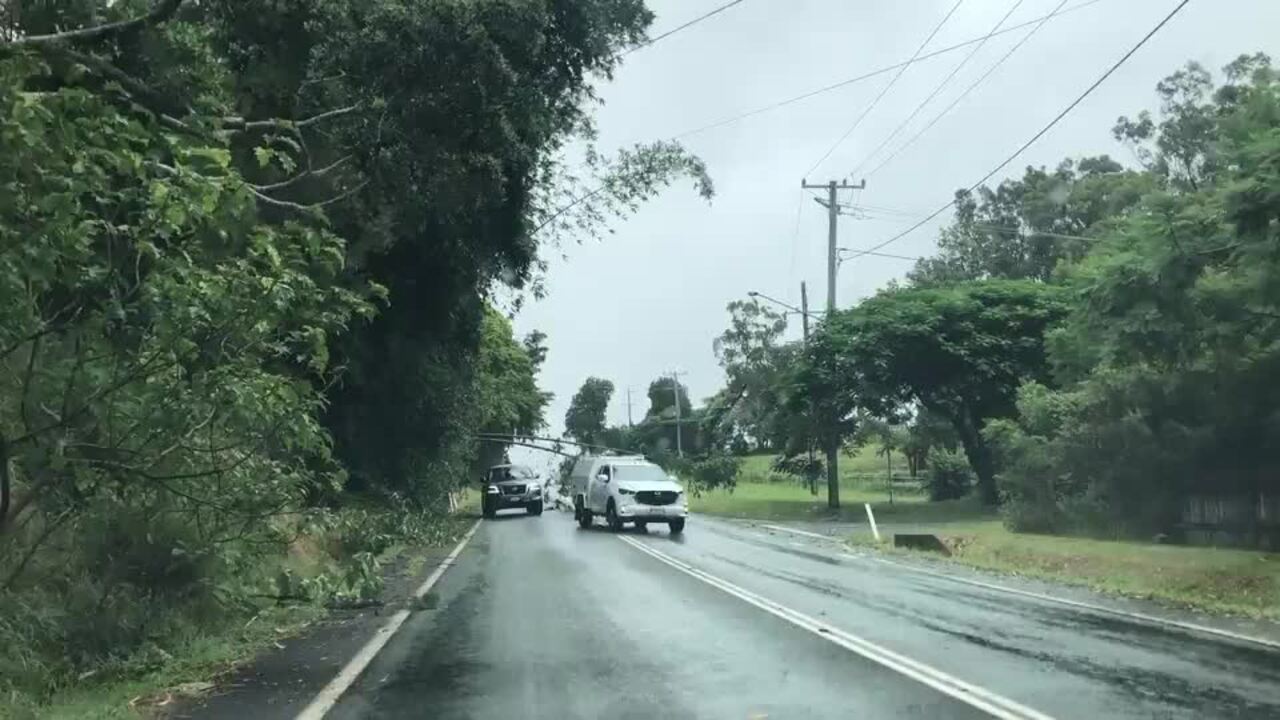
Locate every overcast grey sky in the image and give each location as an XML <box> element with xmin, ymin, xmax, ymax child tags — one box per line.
<box><xmin>507</xmin><ymin>0</ymin><xmax>1279</xmax><ymax>473</ymax></box>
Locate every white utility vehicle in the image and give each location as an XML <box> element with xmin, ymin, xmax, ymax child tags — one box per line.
<box><xmin>570</xmin><ymin>454</ymin><xmax>688</xmax><ymax>534</ymax></box>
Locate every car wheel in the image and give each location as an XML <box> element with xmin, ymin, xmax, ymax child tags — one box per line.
<box><xmin>528</xmin><ymin>501</ymin><xmax>543</xmax><ymax>517</ymax></box>
<box><xmin>635</xmin><ymin>521</ymin><xmax>647</xmax><ymax>532</ymax></box>
<box><xmin>578</xmin><ymin>507</ymin><xmax>593</xmax><ymax>529</ymax></box>
<box><xmin>606</xmin><ymin>501</ymin><xmax>623</xmax><ymax>532</ymax></box>
<box><xmin>482</xmin><ymin>499</ymin><xmax>495</xmax><ymax>519</ymax></box>
<box><xmin>668</xmin><ymin>518</ymin><xmax>685</xmax><ymax>535</ymax></box>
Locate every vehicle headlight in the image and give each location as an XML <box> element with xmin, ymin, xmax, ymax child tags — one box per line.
<box><xmin>617</xmin><ymin>487</ymin><xmax>635</xmax><ymax>495</ymax></box>
<box><xmin>486</xmin><ymin>485</ymin><xmax>499</xmax><ymax>494</ymax></box>
<box><xmin>528</xmin><ymin>483</ymin><xmax>541</xmax><ymax>493</ymax></box>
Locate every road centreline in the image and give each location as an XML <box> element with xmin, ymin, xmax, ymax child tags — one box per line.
<box><xmin>755</xmin><ymin>521</ymin><xmax>1280</xmax><ymax>652</ymax></box>
<box><xmin>618</xmin><ymin>535</ymin><xmax>1055</xmax><ymax>720</ymax></box>
<box><xmin>294</xmin><ymin>519</ymin><xmax>482</xmax><ymax>720</ymax></box>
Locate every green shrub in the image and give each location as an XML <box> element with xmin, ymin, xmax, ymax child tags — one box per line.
<box><xmin>925</xmin><ymin>450</ymin><xmax>974</xmax><ymax>501</ymax></box>
<box><xmin>771</xmin><ymin>454</ymin><xmax>824</xmax><ymax>488</ymax></box>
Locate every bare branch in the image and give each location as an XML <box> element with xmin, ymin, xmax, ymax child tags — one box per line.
<box><xmin>18</xmin><ymin>333</ymin><xmax>41</xmax><ymax>433</ymax></box>
<box><xmin>530</xmin><ymin>185</ymin><xmax>606</xmax><ymax>237</ymax></box>
<box><xmin>253</xmin><ymin>155</ymin><xmax>353</xmax><ymax>192</ymax></box>
<box><xmin>36</xmin><ymin>44</ymin><xmax>198</xmax><ymax>134</ymax></box>
<box><xmin>250</xmin><ymin>180</ymin><xmax>368</xmax><ymax>213</ymax></box>
<box><xmin>225</xmin><ymin>105</ymin><xmax>360</xmax><ymax>133</ymax></box>
<box><xmin>3</xmin><ymin>0</ymin><xmax>185</xmax><ymax>47</ymax></box>
<box><xmin>3</xmin><ymin>510</ymin><xmax>72</xmax><ymax>591</ymax></box>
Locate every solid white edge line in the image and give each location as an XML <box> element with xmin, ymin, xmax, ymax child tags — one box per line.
<box><xmin>618</xmin><ymin>535</ymin><xmax>1055</xmax><ymax>720</ymax></box>
<box><xmin>757</xmin><ymin>521</ymin><xmax>1280</xmax><ymax>652</ymax></box>
<box><xmin>294</xmin><ymin>518</ymin><xmax>482</xmax><ymax>720</ymax></box>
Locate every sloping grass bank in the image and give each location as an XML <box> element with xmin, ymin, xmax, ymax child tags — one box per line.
<box><xmin>3</xmin><ymin>512</ymin><xmax>475</xmax><ymax>719</ymax></box>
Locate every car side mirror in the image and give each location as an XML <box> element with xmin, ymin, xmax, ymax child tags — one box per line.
<box><xmin>596</xmin><ymin>473</ymin><xmax>610</xmax><ymax>483</ymax></box>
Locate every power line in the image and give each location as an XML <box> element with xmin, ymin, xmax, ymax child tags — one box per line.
<box><xmin>803</xmin><ymin>0</ymin><xmax>966</xmax><ymax>178</ymax></box>
<box><xmin>533</xmin><ymin>0</ymin><xmax>1103</xmax><ymax>239</ymax></box>
<box><xmin>843</xmin><ymin>0</ymin><xmax>1191</xmax><ymax>263</ymax></box>
<box><xmin>786</xmin><ymin>187</ymin><xmax>805</xmax><ymax>291</ymax></box>
<box><xmin>850</xmin><ymin>206</ymin><xmax>1104</xmax><ymax>244</ymax></box>
<box><xmin>866</xmin><ymin>0</ymin><xmax>1071</xmax><ymax>179</ymax></box>
<box><xmin>838</xmin><ymin>247</ymin><xmax>923</xmax><ymax>262</ymax></box>
<box><xmin>621</xmin><ymin>0</ymin><xmax>748</xmax><ymax>57</ymax></box>
<box><xmin>673</xmin><ymin>0</ymin><xmax>1105</xmax><ymax>142</ymax></box>
<box><xmin>848</xmin><ymin>0</ymin><xmax>1025</xmax><ymax>180</ymax></box>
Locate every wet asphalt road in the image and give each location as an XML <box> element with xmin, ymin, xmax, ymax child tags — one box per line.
<box><xmin>325</xmin><ymin>512</ymin><xmax>1280</xmax><ymax>719</ymax></box>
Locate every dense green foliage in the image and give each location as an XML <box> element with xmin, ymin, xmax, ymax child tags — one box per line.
<box><xmin>988</xmin><ymin>54</ymin><xmax>1280</xmax><ymax>536</ymax></box>
<box><xmin>910</xmin><ymin>155</ymin><xmax>1155</xmax><ymax>285</ymax></box>
<box><xmin>794</xmin><ymin>52</ymin><xmax>1280</xmax><ymax>540</ymax></box>
<box><xmin>708</xmin><ymin>300</ymin><xmax>795</xmax><ymax>452</ymax></box>
<box><xmin>925</xmin><ymin>449</ymin><xmax>974</xmax><ymax>502</ymax></box>
<box><xmin>564</xmin><ymin>377</ymin><xmax>614</xmax><ymax>445</ymax></box>
<box><xmin>799</xmin><ymin>280</ymin><xmax>1069</xmax><ymax>503</ymax></box>
<box><xmin>0</xmin><ymin>0</ymin><xmax>711</xmax><ymax>709</ymax></box>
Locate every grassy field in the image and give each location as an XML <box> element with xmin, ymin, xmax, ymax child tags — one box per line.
<box><xmin>864</xmin><ymin>521</ymin><xmax>1280</xmax><ymax>620</ymax></box>
<box><xmin>690</xmin><ymin>479</ymin><xmax>992</xmax><ymax>524</ymax></box>
<box><xmin>691</xmin><ymin>451</ymin><xmax>992</xmax><ymax>526</ymax></box>
<box><xmin>736</xmin><ymin>446</ymin><xmax>913</xmax><ymax>487</ymax></box>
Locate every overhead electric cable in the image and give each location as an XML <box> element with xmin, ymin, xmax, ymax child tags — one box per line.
<box><xmin>847</xmin><ymin>0</ymin><xmax>1025</xmax><ymax>179</ymax></box>
<box><xmin>866</xmin><ymin>0</ymin><xmax>1072</xmax><ymax>178</ymax></box>
<box><xmin>802</xmin><ymin>0</ymin><xmax>967</xmax><ymax>178</ymax></box>
<box><xmin>843</xmin><ymin>0</ymin><xmax>1191</xmax><ymax>262</ymax></box>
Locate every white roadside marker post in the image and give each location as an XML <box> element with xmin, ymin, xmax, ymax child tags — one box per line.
<box><xmin>864</xmin><ymin>503</ymin><xmax>881</xmax><ymax>542</ymax></box>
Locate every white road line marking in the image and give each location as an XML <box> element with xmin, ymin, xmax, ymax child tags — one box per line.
<box><xmin>755</xmin><ymin>522</ymin><xmax>1280</xmax><ymax>652</ymax></box>
<box><xmin>618</xmin><ymin>535</ymin><xmax>1055</xmax><ymax>720</ymax></box>
<box><xmin>295</xmin><ymin>519</ymin><xmax>482</xmax><ymax>720</ymax></box>
<box><xmin>761</xmin><ymin>523</ymin><xmax>832</xmax><ymax>541</ymax></box>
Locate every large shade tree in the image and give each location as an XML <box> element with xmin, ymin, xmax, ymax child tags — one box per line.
<box><xmin>564</xmin><ymin>377</ymin><xmax>614</xmax><ymax>445</ymax></box>
<box><xmin>802</xmin><ymin>280</ymin><xmax>1069</xmax><ymax>504</ymax></box>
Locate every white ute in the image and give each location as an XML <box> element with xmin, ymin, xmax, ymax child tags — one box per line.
<box><xmin>570</xmin><ymin>454</ymin><xmax>688</xmax><ymax>534</ymax></box>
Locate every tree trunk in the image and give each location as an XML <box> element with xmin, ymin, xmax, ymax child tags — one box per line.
<box><xmin>951</xmin><ymin>410</ymin><xmax>998</xmax><ymax>505</ymax></box>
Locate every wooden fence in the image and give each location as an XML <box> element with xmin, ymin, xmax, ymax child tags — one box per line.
<box><xmin>1181</xmin><ymin>494</ymin><xmax>1280</xmax><ymax>549</ymax></box>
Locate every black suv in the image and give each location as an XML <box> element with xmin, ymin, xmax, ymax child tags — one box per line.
<box><xmin>482</xmin><ymin>464</ymin><xmax>544</xmax><ymax>518</ymax></box>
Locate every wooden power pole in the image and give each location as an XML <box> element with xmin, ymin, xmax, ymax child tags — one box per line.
<box><xmin>801</xmin><ymin>178</ymin><xmax>865</xmax><ymax>510</ymax></box>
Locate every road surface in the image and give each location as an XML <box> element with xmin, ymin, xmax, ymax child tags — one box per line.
<box><xmin>316</xmin><ymin>511</ymin><xmax>1279</xmax><ymax>719</ymax></box>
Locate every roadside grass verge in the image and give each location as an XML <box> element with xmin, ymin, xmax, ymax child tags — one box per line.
<box><xmin>852</xmin><ymin>520</ymin><xmax>1280</xmax><ymax>620</ymax></box>
<box><xmin>27</xmin><ymin>604</ymin><xmax>324</xmax><ymax>720</ymax></box>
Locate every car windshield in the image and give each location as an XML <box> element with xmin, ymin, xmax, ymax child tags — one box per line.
<box><xmin>612</xmin><ymin>464</ymin><xmax>669</xmax><ymax>484</ymax></box>
<box><xmin>492</xmin><ymin>466</ymin><xmax>535</xmax><ymax>481</ymax></box>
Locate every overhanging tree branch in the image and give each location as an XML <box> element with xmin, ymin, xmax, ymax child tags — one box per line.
<box><xmin>224</xmin><ymin>105</ymin><xmax>360</xmax><ymax>133</ymax></box>
<box><xmin>2</xmin><ymin>0</ymin><xmax>185</xmax><ymax>47</ymax></box>
<box><xmin>253</xmin><ymin>154</ymin><xmax>353</xmax><ymax>192</ymax></box>
<box><xmin>250</xmin><ymin>180</ymin><xmax>368</xmax><ymax>213</ymax></box>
